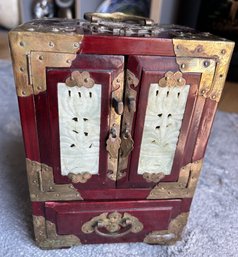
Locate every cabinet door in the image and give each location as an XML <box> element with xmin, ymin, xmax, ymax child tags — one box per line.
<box><xmin>117</xmin><ymin>55</ymin><xmax>213</xmax><ymax>188</ymax></box>
<box><xmin>33</xmin><ymin>53</ymin><xmax>124</xmax><ymax>190</ymax></box>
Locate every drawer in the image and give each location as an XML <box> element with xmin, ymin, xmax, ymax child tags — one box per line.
<box><xmin>44</xmin><ymin>199</ymin><xmax>183</xmax><ymax>244</ymax></box>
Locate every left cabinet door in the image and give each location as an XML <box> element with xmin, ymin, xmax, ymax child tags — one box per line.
<box><xmin>32</xmin><ymin>53</ymin><xmax>124</xmax><ymax>190</ymax></box>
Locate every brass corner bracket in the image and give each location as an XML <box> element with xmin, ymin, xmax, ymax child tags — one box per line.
<box><xmin>144</xmin><ymin>212</ymin><xmax>188</xmax><ymax>245</ymax></box>
<box><xmin>173</xmin><ymin>39</ymin><xmax>235</xmax><ymax>102</ymax></box>
<box><xmin>147</xmin><ymin>159</ymin><xmax>203</xmax><ymax>199</ymax></box>
<box><xmin>26</xmin><ymin>158</ymin><xmax>83</xmax><ymax>201</ymax></box>
<box><xmin>9</xmin><ymin>31</ymin><xmax>83</xmax><ymax>97</ymax></box>
<box><xmin>33</xmin><ymin>215</ymin><xmax>81</xmax><ymax>249</ymax></box>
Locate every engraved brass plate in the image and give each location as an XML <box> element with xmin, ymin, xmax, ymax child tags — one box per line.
<box><xmin>33</xmin><ymin>216</ymin><xmax>81</xmax><ymax>249</ymax></box>
<box><xmin>107</xmin><ymin>72</ymin><xmax>124</xmax><ymax>181</ymax></box>
<box><xmin>173</xmin><ymin>39</ymin><xmax>235</xmax><ymax>102</ymax></box>
<box><xmin>147</xmin><ymin>159</ymin><xmax>203</xmax><ymax>199</ymax></box>
<box><xmin>117</xmin><ymin>70</ymin><xmax>139</xmax><ymax>179</ymax></box>
<box><xmin>144</xmin><ymin>212</ymin><xmax>188</xmax><ymax>245</ymax></box>
<box><xmin>120</xmin><ymin>131</ymin><xmax>134</xmax><ymax>158</ymax></box>
<box><xmin>9</xmin><ymin>31</ymin><xmax>83</xmax><ymax>96</ymax></box>
<box><xmin>82</xmin><ymin>211</ymin><xmax>143</xmax><ymax>238</ymax></box>
<box><xmin>26</xmin><ymin>158</ymin><xmax>83</xmax><ymax>201</ymax></box>
<box><xmin>106</xmin><ymin>134</ymin><xmax>122</xmax><ymax>159</ymax></box>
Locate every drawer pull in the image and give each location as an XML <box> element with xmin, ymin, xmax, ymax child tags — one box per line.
<box><xmin>81</xmin><ymin>211</ymin><xmax>143</xmax><ymax>237</ymax></box>
<box><xmin>95</xmin><ymin>221</ymin><xmax>132</xmax><ymax>238</ymax></box>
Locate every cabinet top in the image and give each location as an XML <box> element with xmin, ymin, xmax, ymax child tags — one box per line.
<box><xmin>12</xmin><ymin>17</ymin><xmax>230</xmax><ymax>42</ymax></box>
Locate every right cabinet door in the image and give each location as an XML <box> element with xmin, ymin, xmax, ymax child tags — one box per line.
<box><xmin>117</xmin><ymin>55</ymin><xmax>216</xmax><ymax>188</ymax></box>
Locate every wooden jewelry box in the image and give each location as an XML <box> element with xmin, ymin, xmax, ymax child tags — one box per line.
<box><xmin>9</xmin><ymin>13</ymin><xmax>234</xmax><ymax>249</ymax></box>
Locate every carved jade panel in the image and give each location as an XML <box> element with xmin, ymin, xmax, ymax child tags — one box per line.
<box><xmin>138</xmin><ymin>84</ymin><xmax>190</xmax><ymax>175</ymax></box>
<box><xmin>58</xmin><ymin>82</ymin><xmax>102</xmax><ymax>175</ymax></box>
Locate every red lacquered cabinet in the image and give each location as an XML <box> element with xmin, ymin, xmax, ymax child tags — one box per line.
<box><xmin>9</xmin><ymin>13</ymin><xmax>234</xmax><ymax>249</ymax></box>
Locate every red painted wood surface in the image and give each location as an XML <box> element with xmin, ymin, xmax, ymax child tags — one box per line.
<box><xmin>31</xmin><ymin>198</ymin><xmax>192</xmax><ymax>215</ymax></box>
<box><xmin>32</xmin><ymin>202</ymin><xmax>45</xmax><ymax>216</ymax></box>
<box><xmin>192</xmin><ymin>99</ymin><xmax>218</xmax><ymax>161</ymax></box>
<box><xmin>80</xmin><ymin>35</ymin><xmax>175</xmax><ymax>56</ymax></box>
<box><xmin>45</xmin><ymin>199</ymin><xmax>182</xmax><ymax>244</ymax></box>
<box><xmin>18</xmin><ymin>96</ymin><xmax>40</xmax><ymax>161</ymax></box>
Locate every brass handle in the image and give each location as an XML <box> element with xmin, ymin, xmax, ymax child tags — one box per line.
<box><xmin>81</xmin><ymin>212</ymin><xmax>144</xmax><ymax>237</ymax></box>
<box><xmin>95</xmin><ymin>221</ymin><xmax>132</xmax><ymax>238</ymax></box>
<box><xmin>113</xmin><ymin>97</ymin><xmax>124</xmax><ymax>115</ymax></box>
<box><xmin>84</xmin><ymin>12</ymin><xmax>154</xmax><ymax>26</ymax></box>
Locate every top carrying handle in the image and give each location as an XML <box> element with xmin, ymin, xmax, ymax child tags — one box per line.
<box><xmin>84</xmin><ymin>12</ymin><xmax>154</xmax><ymax>26</ymax></box>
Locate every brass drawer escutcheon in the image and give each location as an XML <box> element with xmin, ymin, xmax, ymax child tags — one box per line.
<box><xmin>106</xmin><ymin>126</ymin><xmax>121</xmax><ymax>159</ymax></box>
<box><xmin>81</xmin><ymin>211</ymin><xmax>143</xmax><ymax>238</ymax></box>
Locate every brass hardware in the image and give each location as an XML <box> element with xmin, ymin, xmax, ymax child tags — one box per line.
<box><xmin>106</xmin><ymin>126</ymin><xmax>121</xmax><ymax>159</ymax></box>
<box><xmin>176</xmin><ymin>57</ymin><xmax>216</xmax><ymax>100</ymax></box>
<box><xmin>65</xmin><ymin>71</ymin><xmax>95</xmax><ymax>88</ymax></box>
<box><xmin>9</xmin><ymin>30</ymin><xmax>83</xmax><ymax>96</ymax></box>
<box><xmin>68</xmin><ymin>172</ymin><xmax>92</xmax><ymax>184</ymax></box>
<box><xmin>33</xmin><ymin>216</ymin><xmax>81</xmax><ymax>249</ymax></box>
<box><xmin>31</xmin><ymin>52</ymin><xmax>77</xmax><ymax>95</ymax></box>
<box><xmin>117</xmin><ymin>70</ymin><xmax>139</xmax><ymax>180</ymax></box>
<box><xmin>120</xmin><ymin>127</ymin><xmax>134</xmax><ymax>158</ymax></box>
<box><xmin>128</xmin><ymin>96</ymin><xmax>136</xmax><ymax>112</ymax></box>
<box><xmin>84</xmin><ymin>12</ymin><xmax>154</xmax><ymax>26</ymax></box>
<box><xmin>143</xmin><ymin>172</ymin><xmax>165</xmax><ymax>183</ymax></box>
<box><xmin>26</xmin><ymin>158</ymin><xmax>83</xmax><ymax>201</ymax></box>
<box><xmin>144</xmin><ymin>212</ymin><xmax>188</xmax><ymax>245</ymax></box>
<box><xmin>159</xmin><ymin>71</ymin><xmax>186</xmax><ymax>87</ymax></box>
<box><xmin>127</xmin><ymin>70</ymin><xmax>140</xmax><ymax>87</ymax></box>
<box><xmin>147</xmin><ymin>159</ymin><xmax>203</xmax><ymax>199</ymax></box>
<box><xmin>107</xmin><ymin>71</ymin><xmax>124</xmax><ymax>181</ymax></box>
<box><xmin>81</xmin><ymin>211</ymin><xmax>143</xmax><ymax>237</ymax></box>
<box><xmin>173</xmin><ymin>39</ymin><xmax>235</xmax><ymax>102</ymax></box>
<box><xmin>112</xmin><ymin>97</ymin><xmax>124</xmax><ymax>115</ymax></box>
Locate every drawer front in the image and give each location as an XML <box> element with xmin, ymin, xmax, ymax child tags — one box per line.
<box><xmin>44</xmin><ymin>200</ymin><xmax>183</xmax><ymax>244</ymax></box>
